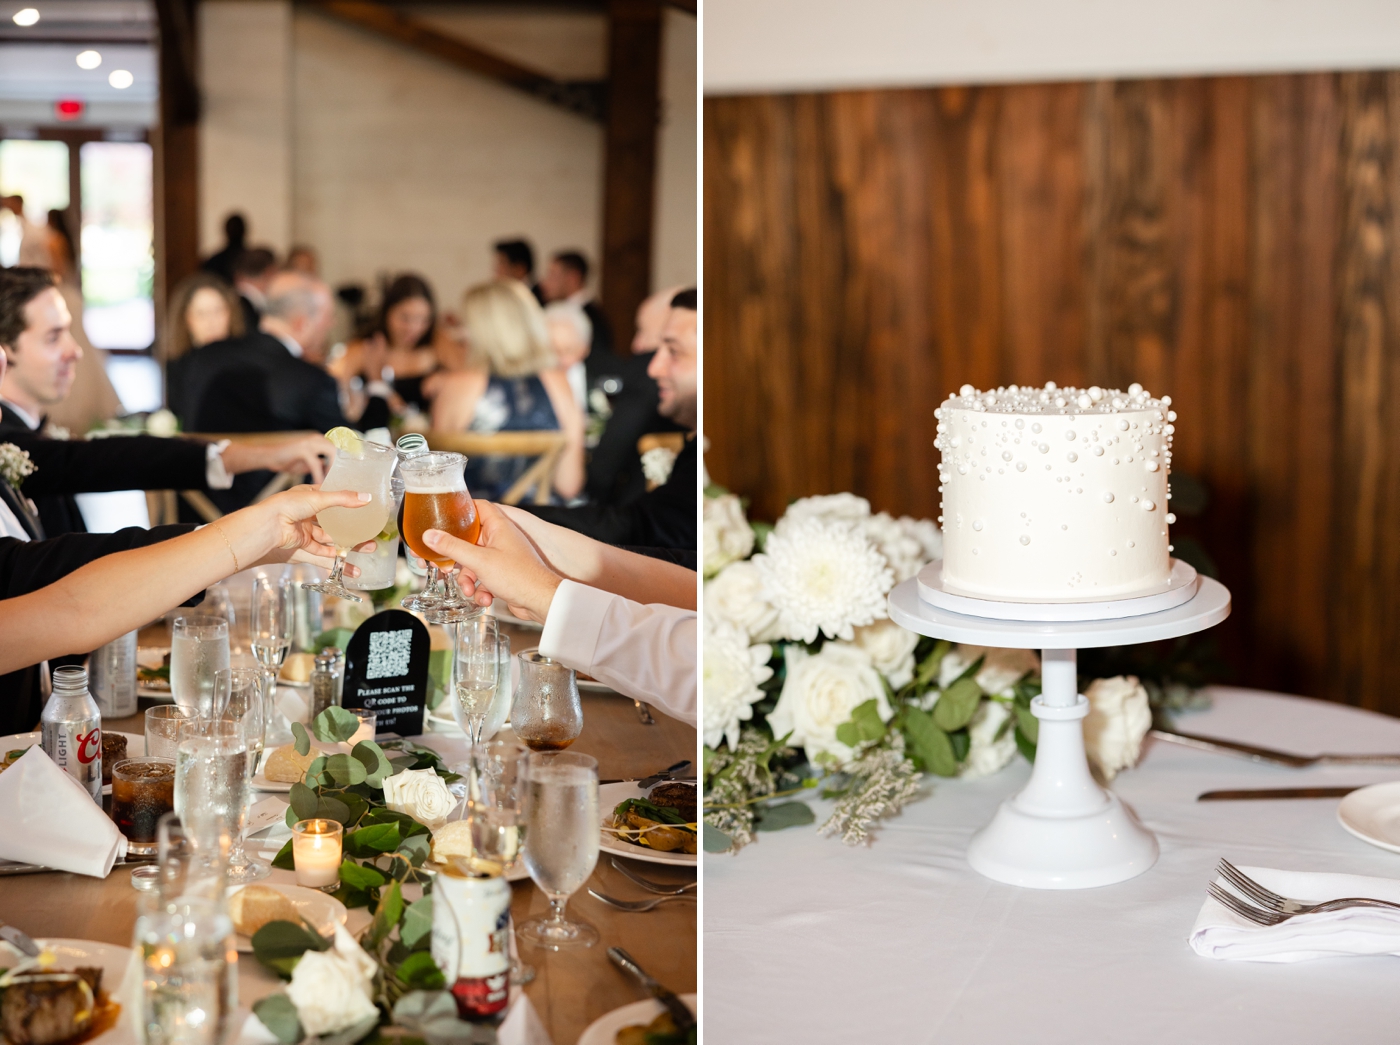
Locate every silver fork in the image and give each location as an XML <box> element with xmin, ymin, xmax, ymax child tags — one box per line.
<box><xmin>610</xmin><ymin>856</ymin><xmax>697</xmax><ymax>895</ymax></box>
<box><xmin>588</xmin><ymin>888</ymin><xmax>696</xmax><ymax>912</ymax></box>
<box><xmin>1208</xmin><ymin>883</ymin><xmax>1288</xmax><ymax>925</ymax></box>
<box><xmin>1217</xmin><ymin>859</ymin><xmax>1400</xmax><ymax>917</ymax></box>
<box><xmin>633</xmin><ymin>700</ymin><xmax>656</xmax><ymax>725</ymax></box>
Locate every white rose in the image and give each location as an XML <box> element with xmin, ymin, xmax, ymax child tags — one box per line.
<box><xmin>769</xmin><ymin>643</ymin><xmax>892</xmax><ymax>765</ymax></box>
<box><xmin>703</xmin><ymin>494</ymin><xmax>754</xmax><ymax>577</ymax></box>
<box><xmin>702</xmin><ymin>620</ymin><xmax>772</xmax><ymax>749</ymax></box>
<box><xmin>704</xmin><ymin>560</ymin><xmax>781</xmax><ymax>642</ymax></box>
<box><xmin>959</xmin><ymin>700</ymin><xmax>1018</xmax><ymax>779</ymax></box>
<box><xmin>1083</xmin><ymin>675</ymin><xmax>1152</xmax><ymax>781</ymax></box>
<box><xmin>641</xmin><ymin>446</ymin><xmax>677</xmax><ymax>487</ymax></box>
<box><xmin>382</xmin><ymin>767</ymin><xmax>456</xmax><ymax>830</ymax></box>
<box><xmin>863</xmin><ymin>512</ymin><xmax>926</xmax><ymax>583</ymax></box>
<box><xmin>938</xmin><ymin>645</ymin><xmax>1040</xmax><ymax>697</ymax></box>
<box><xmin>778</xmin><ymin>493</ymin><xmax>870</xmax><ymax>531</ymax></box>
<box><xmin>852</xmin><ymin>619</ymin><xmax>920</xmax><ymax>688</ymax></box>
<box><xmin>284</xmin><ymin>924</ymin><xmax>379</xmax><ymax>1036</ymax></box>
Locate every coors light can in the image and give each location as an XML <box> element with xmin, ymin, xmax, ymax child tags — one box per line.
<box><xmin>40</xmin><ymin>664</ymin><xmax>103</xmax><ymax>803</ymax></box>
<box><xmin>431</xmin><ymin>869</ymin><xmax>511</xmax><ymax>1023</ymax></box>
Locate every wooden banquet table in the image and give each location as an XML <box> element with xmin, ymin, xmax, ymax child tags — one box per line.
<box><xmin>0</xmin><ymin>679</ymin><xmax>697</xmax><ymax>1045</ymax></box>
<box><xmin>706</xmin><ymin>687</ymin><xmax>1400</xmax><ymax>1044</ymax></box>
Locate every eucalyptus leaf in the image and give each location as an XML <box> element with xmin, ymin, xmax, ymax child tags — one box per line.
<box><xmin>340</xmin><ymin>792</ymin><xmax>371</xmax><ymax>830</ymax></box>
<box><xmin>326</xmin><ymin>753</ymin><xmax>369</xmax><ymax>787</ymax></box>
<box><xmin>393</xmin><ymin>991</ymin><xmax>496</xmax><ymax>1044</ymax></box>
<box><xmin>754</xmin><ymin>801</ymin><xmax>815</xmax><ymax>831</ymax></box>
<box><xmin>1014</xmin><ymin>704</ymin><xmax>1039</xmax><ymax>746</ymax></box>
<box><xmin>903</xmin><ymin>706</ymin><xmax>959</xmax><ymax>776</ymax></box>
<box><xmin>313</xmin><ymin>1015</ymin><xmax>381</xmax><ymax>1045</ymax></box>
<box><xmin>339</xmin><ymin>859</ymin><xmax>388</xmax><ymax>891</ymax></box>
<box><xmin>352</xmin><ymin>740</ymin><xmax>395</xmax><ymax>787</ymax></box>
<box><xmin>251</xmin><ymin>920</ymin><xmax>329</xmax><ymax>979</ymax></box>
<box><xmin>948</xmin><ymin>728</ymin><xmax>970</xmax><ymax>762</ymax></box>
<box><xmin>284</xmin><ymin>806</ymin><xmax>300</xmax><ymax>830</ymax></box>
<box><xmin>369</xmin><ymin>880</ymin><xmax>405</xmax><ymax>949</ymax></box>
<box><xmin>1015</xmin><ymin>725</ymin><xmax>1038</xmax><ymax>763</ymax></box>
<box><xmin>933</xmin><ymin>677</ymin><xmax>982</xmax><ymax>732</ymax></box>
<box><xmin>271</xmin><ymin>839</ymin><xmax>295</xmax><ymax>871</ymax></box>
<box><xmin>252</xmin><ymin>994</ymin><xmax>301</xmax><ymax>1045</ymax></box>
<box><xmin>346</xmin><ymin>822</ymin><xmax>401</xmax><ymax>857</ymax></box>
<box><xmin>702</xmin><ymin>823</ymin><xmax>733</xmax><ymax>853</ymax></box>
<box><xmin>401</xmin><ymin>896</ymin><xmax>433</xmax><ymax>949</ymax></box>
<box><xmin>305</xmin><ymin>755</ymin><xmax>328</xmax><ymax>787</ymax></box>
<box><xmin>395</xmin><ymin>950</ymin><xmax>445</xmax><ymax>990</ymax></box>
<box><xmin>317</xmin><ymin>794</ymin><xmax>353</xmax><ymax>824</ymax></box>
<box><xmin>290</xmin><ymin>722</ymin><xmax>311</xmax><ymax>758</ymax></box>
<box><xmin>289</xmin><ymin>782</ymin><xmax>319</xmax><ymax>822</ymax></box>
<box><xmin>397</xmin><ymin>833</ymin><xmax>431</xmax><ymax>868</ymax></box>
<box><xmin>314</xmin><ymin>706</ymin><xmax>361</xmax><ymax>744</ymax></box>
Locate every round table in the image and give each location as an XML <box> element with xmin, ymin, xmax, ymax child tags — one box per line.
<box><xmin>704</xmin><ymin>687</ymin><xmax>1400</xmax><ymax>1043</ymax></box>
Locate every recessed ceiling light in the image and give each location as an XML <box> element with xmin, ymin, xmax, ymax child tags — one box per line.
<box><xmin>76</xmin><ymin>50</ymin><xmax>102</xmax><ymax>70</ymax></box>
<box><xmin>108</xmin><ymin>69</ymin><xmax>134</xmax><ymax>89</ymax></box>
<box><xmin>12</xmin><ymin>8</ymin><xmax>40</xmax><ymax>26</ymax></box>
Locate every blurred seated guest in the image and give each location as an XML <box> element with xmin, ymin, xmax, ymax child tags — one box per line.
<box><xmin>632</xmin><ymin>285</ymin><xmax>685</xmax><ymax>354</ymax></box>
<box><xmin>432</xmin><ymin>280</ymin><xmax>584</xmax><ymax>502</ymax></box>
<box><xmin>0</xmin><ymin>485</ymin><xmax>372</xmax><ymax>728</ymax></box>
<box><xmin>522</xmin><ymin>289</ymin><xmax>696</xmax><ymax>562</ymax></box>
<box><xmin>540</xmin><ymin>250</ymin><xmax>613</xmax><ymax>360</ymax></box>
<box><xmin>0</xmin><ymin>267</ymin><xmax>330</xmax><ymax>538</ymax></box>
<box><xmin>286</xmin><ymin>244</ymin><xmax>319</xmax><ymax>276</ymax></box>
<box><xmin>163</xmin><ymin>272</ymin><xmax>246</xmax><ymax>418</ymax></box>
<box><xmin>424</xmin><ymin>501</ymin><xmax>695</xmax><ymax>726</ymax></box>
<box><xmin>492</xmin><ymin>238</ymin><xmax>541</xmax><ymax>302</ymax></box>
<box><xmin>543</xmin><ymin>301</ymin><xmax>591</xmax><ymax>412</ymax></box>
<box><xmin>232</xmin><ymin>246</ymin><xmax>278</xmax><ymax>332</ymax></box>
<box><xmin>331</xmin><ymin>273</ymin><xmax>439</xmax><ymax>425</ymax></box>
<box><xmin>201</xmin><ymin>212</ymin><xmax>248</xmax><ymax>285</ymax></box>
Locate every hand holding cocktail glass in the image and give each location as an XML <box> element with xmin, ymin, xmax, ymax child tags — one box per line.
<box><xmin>301</xmin><ymin>429</ymin><xmax>394</xmax><ymax>602</ymax></box>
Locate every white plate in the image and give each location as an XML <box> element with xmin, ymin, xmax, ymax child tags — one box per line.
<box><xmin>227</xmin><ymin>882</ymin><xmax>348</xmax><ymax>952</ymax></box>
<box><xmin>0</xmin><ymin>937</ymin><xmax>134</xmax><ymax>1045</ymax></box>
<box><xmin>0</xmin><ymin>731</ymin><xmax>145</xmax><ymax>795</ymax></box>
<box><xmin>598</xmin><ymin>782</ymin><xmax>697</xmax><ymax>867</ymax></box>
<box><xmin>1338</xmin><ymin>781</ymin><xmax>1400</xmax><ymax>853</ymax></box>
<box><xmin>577</xmin><ymin>994</ymin><xmax>697</xmax><ymax>1045</ymax></box>
<box><xmin>252</xmin><ymin>771</ymin><xmax>294</xmax><ymax>793</ymax></box>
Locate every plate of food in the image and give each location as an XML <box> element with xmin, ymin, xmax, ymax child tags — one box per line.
<box><xmin>0</xmin><ymin>732</ymin><xmax>145</xmax><ymax>796</ymax></box>
<box><xmin>278</xmin><ymin>652</ymin><xmax>316</xmax><ymax>689</ymax></box>
<box><xmin>577</xmin><ymin>994</ymin><xmax>697</xmax><ymax>1045</ymax></box>
<box><xmin>251</xmin><ymin>742</ymin><xmax>318</xmax><ymax>792</ymax></box>
<box><xmin>599</xmin><ymin>781</ymin><xmax>697</xmax><ymax>866</ymax></box>
<box><xmin>137</xmin><ymin>646</ymin><xmax>173</xmax><ymax>700</ymax></box>
<box><xmin>0</xmin><ymin>938</ymin><xmax>132</xmax><ymax>1045</ymax></box>
<box><xmin>226</xmin><ymin>882</ymin><xmax>347</xmax><ymax>952</ymax></box>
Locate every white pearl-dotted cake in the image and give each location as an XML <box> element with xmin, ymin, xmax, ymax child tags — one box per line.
<box><xmin>935</xmin><ymin>382</ymin><xmax>1177</xmax><ymax>600</ymax></box>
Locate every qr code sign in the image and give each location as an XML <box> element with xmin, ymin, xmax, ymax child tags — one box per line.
<box><xmin>366</xmin><ymin>629</ymin><xmax>413</xmax><ymax>679</ymax></box>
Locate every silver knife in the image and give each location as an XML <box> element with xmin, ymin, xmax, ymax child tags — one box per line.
<box><xmin>1151</xmin><ymin>728</ymin><xmax>1400</xmax><ymax>768</ymax></box>
<box><xmin>607</xmin><ymin>946</ymin><xmax>695</xmax><ymax>1032</ymax></box>
<box><xmin>1197</xmin><ymin>786</ymin><xmax>1362</xmax><ymax>801</ymax></box>
<box><xmin>638</xmin><ymin>760</ymin><xmax>693</xmax><ymax>789</ymax></box>
<box><xmin>0</xmin><ymin>924</ymin><xmax>41</xmax><ymax>957</ymax></box>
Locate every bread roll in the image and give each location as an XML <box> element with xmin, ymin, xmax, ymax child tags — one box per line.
<box><xmin>263</xmin><ymin>744</ymin><xmax>317</xmax><ymax>783</ymax></box>
<box><xmin>229</xmin><ymin>885</ymin><xmax>299</xmax><ymax>937</ymax></box>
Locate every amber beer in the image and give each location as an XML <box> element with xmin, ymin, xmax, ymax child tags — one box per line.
<box><xmin>402</xmin><ymin>486</ymin><xmax>480</xmax><ymax>567</ymax></box>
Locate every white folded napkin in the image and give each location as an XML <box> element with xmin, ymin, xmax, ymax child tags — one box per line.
<box><xmin>1190</xmin><ymin>864</ymin><xmax>1400</xmax><ymax>962</ymax></box>
<box><xmin>0</xmin><ymin>745</ymin><xmax>127</xmax><ymax>876</ymax></box>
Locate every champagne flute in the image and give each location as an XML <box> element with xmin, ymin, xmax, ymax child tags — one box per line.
<box><xmin>518</xmin><ymin>751</ymin><xmax>599</xmax><ymax>950</ymax></box>
<box><xmin>251</xmin><ymin>575</ymin><xmax>292</xmax><ymax>693</ymax></box>
<box><xmin>217</xmin><ymin>668</ymin><xmax>270</xmax><ymax>883</ymax></box>
<box><xmin>302</xmin><ymin>437</ymin><xmax>396</xmax><ymax>602</ymax></box>
<box><xmin>399</xmin><ymin>451</ymin><xmax>481</xmax><ymax>623</ymax></box>
<box><xmin>470</xmin><ymin>740</ymin><xmax>533</xmax><ymax>984</ymax></box>
<box><xmin>452</xmin><ymin>617</ymin><xmax>505</xmax><ymax>746</ymax></box>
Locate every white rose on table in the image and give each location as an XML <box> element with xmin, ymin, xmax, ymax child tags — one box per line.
<box><xmin>704</xmin><ymin>560</ymin><xmax>782</xmax><ymax>642</ymax></box>
<box><xmin>382</xmin><ymin>767</ymin><xmax>456</xmax><ymax>830</ymax></box>
<box><xmin>702</xmin><ymin>620</ymin><xmax>772</xmax><ymax>750</ymax></box>
<box><xmin>703</xmin><ymin>493</ymin><xmax>755</xmax><ymax>578</ymax></box>
<box><xmin>1083</xmin><ymin>675</ymin><xmax>1152</xmax><ymax>781</ymax></box>
<box><xmin>959</xmin><ymin>699</ymin><xmax>1018</xmax><ymax>779</ymax></box>
<box><xmin>939</xmin><ymin>645</ymin><xmax>1040</xmax><ymax>697</ymax></box>
<box><xmin>284</xmin><ymin>924</ymin><xmax>379</xmax><ymax>1036</ymax></box>
<box><xmin>852</xmin><ymin>619</ymin><xmax>920</xmax><ymax>688</ymax></box>
<box><xmin>769</xmin><ymin>643</ymin><xmax>892</xmax><ymax>765</ymax></box>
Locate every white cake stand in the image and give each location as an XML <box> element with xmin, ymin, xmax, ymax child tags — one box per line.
<box><xmin>887</xmin><ymin>569</ymin><xmax>1231</xmax><ymax>889</ymax></box>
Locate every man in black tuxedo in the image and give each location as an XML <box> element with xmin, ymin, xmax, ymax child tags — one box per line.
<box><xmin>522</xmin><ymin>289</ymin><xmax>697</xmax><ymax>564</ymax></box>
<box><xmin>540</xmin><ymin>250</ymin><xmax>614</xmax><ymax>360</ymax></box>
<box><xmin>0</xmin><ymin>267</ymin><xmax>332</xmax><ymax>538</ymax></box>
<box><xmin>493</xmin><ymin>238</ymin><xmax>544</xmax><ymax>304</ymax></box>
<box><xmin>231</xmin><ymin>246</ymin><xmax>277</xmax><ymax>333</ymax></box>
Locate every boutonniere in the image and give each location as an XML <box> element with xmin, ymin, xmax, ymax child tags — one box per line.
<box><xmin>0</xmin><ymin>442</ymin><xmax>36</xmax><ymax>488</ymax></box>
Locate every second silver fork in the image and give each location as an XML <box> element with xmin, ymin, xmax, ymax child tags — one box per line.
<box><xmin>1217</xmin><ymin>859</ymin><xmax>1400</xmax><ymax>917</ymax></box>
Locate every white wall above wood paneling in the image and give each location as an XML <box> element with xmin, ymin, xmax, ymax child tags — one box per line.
<box><xmin>705</xmin><ymin>0</ymin><xmax>1400</xmax><ymax>95</ymax></box>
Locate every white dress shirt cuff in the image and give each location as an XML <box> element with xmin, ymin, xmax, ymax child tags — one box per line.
<box><xmin>538</xmin><ymin>579</ymin><xmax>609</xmax><ymax>674</ymax></box>
<box><xmin>205</xmin><ymin>440</ymin><xmax>234</xmax><ymax>490</ymax></box>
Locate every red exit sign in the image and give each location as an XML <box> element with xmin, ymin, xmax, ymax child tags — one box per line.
<box><xmin>55</xmin><ymin>98</ymin><xmax>85</xmax><ymax>121</ymax></box>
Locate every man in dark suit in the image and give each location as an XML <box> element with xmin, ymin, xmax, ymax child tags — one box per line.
<box><xmin>201</xmin><ymin>212</ymin><xmax>247</xmax><ymax>285</ymax></box>
<box><xmin>522</xmin><ymin>289</ymin><xmax>697</xmax><ymax>564</ymax></box>
<box><xmin>493</xmin><ymin>238</ymin><xmax>544</xmax><ymax>304</ymax></box>
<box><xmin>231</xmin><ymin>246</ymin><xmax>278</xmax><ymax>334</ymax></box>
<box><xmin>540</xmin><ymin>250</ymin><xmax>614</xmax><ymax>360</ymax></box>
<box><xmin>0</xmin><ymin>267</ymin><xmax>332</xmax><ymax>537</ymax></box>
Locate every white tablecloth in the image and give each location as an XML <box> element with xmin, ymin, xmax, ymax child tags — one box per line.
<box><xmin>704</xmin><ymin>687</ymin><xmax>1400</xmax><ymax>1044</ymax></box>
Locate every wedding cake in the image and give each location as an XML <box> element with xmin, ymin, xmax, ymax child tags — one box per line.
<box><xmin>934</xmin><ymin>382</ymin><xmax>1177</xmax><ymax>601</ymax></box>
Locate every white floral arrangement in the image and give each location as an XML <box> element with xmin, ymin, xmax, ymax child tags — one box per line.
<box><xmin>0</xmin><ymin>442</ymin><xmax>35</xmax><ymax>489</ymax></box>
<box><xmin>702</xmin><ymin>482</ymin><xmax>1154</xmax><ymax>853</ymax></box>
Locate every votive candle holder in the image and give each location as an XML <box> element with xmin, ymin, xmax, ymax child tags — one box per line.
<box><xmin>292</xmin><ymin>818</ymin><xmax>343</xmax><ymax>890</ymax></box>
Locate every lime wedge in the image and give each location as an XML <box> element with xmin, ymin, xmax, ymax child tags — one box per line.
<box><xmin>325</xmin><ymin>426</ymin><xmax>362</xmax><ymax>452</ymax></box>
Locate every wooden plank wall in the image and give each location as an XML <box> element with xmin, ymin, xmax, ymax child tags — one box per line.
<box><xmin>703</xmin><ymin>72</ymin><xmax>1400</xmax><ymax>715</ymax></box>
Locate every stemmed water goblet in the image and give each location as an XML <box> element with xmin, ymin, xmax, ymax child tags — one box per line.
<box><xmin>301</xmin><ymin>436</ymin><xmax>397</xmax><ymax>602</ymax></box>
<box><xmin>218</xmin><ymin>667</ymin><xmax>270</xmax><ymax>883</ymax></box>
<box><xmin>398</xmin><ymin>451</ymin><xmax>481</xmax><ymax>623</ymax></box>
<box><xmin>518</xmin><ymin>751</ymin><xmax>600</xmax><ymax>949</ymax></box>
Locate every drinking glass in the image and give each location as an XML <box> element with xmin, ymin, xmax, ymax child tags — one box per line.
<box><xmin>509</xmin><ymin>650</ymin><xmax>583</xmax><ymax>753</ymax></box>
<box><xmin>146</xmin><ymin>705</ymin><xmax>197</xmax><ymax>760</ymax></box>
<box><xmin>348</xmin><ymin>475</ymin><xmax>405</xmax><ymax>591</ymax></box>
<box><xmin>302</xmin><ymin>438</ymin><xmax>397</xmax><ymax>602</ymax></box>
<box><xmin>133</xmin><ymin>895</ymin><xmax>237</xmax><ymax>1045</ymax></box>
<box><xmin>398</xmin><ymin>451</ymin><xmax>480</xmax><ymax>623</ymax></box>
<box><xmin>452</xmin><ymin>618</ymin><xmax>511</xmax><ymax>746</ymax></box>
<box><xmin>467</xmin><ymin>739</ymin><xmax>534</xmax><ymax>984</ymax></box>
<box><xmin>518</xmin><ymin>751</ymin><xmax>600</xmax><ymax>949</ymax></box>
<box><xmin>152</xmin><ymin>813</ymin><xmax>224</xmax><ymax>905</ymax></box>
<box><xmin>251</xmin><ymin>575</ymin><xmax>292</xmax><ymax>683</ymax></box>
<box><xmin>110</xmin><ymin>757</ymin><xmax>176</xmax><ymax>858</ymax></box>
<box><xmin>170</xmin><ymin>616</ymin><xmax>230</xmax><ymax>718</ymax></box>
<box><xmin>173</xmin><ymin>718</ymin><xmax>250</xmax><ymax>861</ymax></box>
<box><xmin>219</xmin><ymin>667</ymin><xmax>270</xmax><ymax>883</ymax></box>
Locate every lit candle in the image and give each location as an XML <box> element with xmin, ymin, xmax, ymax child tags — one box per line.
<box><xmin>292</xmin><ymin>818</ymin><xmax>343</xmax><ymax>890</ymax></box>
<box><xmin>349</xmin><ymin>710</ymin><xmax>377</xmax><ymax>747</ymax></box>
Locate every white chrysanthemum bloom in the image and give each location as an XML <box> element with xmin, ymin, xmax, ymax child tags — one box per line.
<box><xmin>778</xmin><ymin>492</ymin><xmax>871</xmax><ymax>531</ymax></box>
<box><xmin>1083</xmin><ymin>675</ymin><xmax>1152</xmax><ymax>780</ymax></box>
<box><xmin>641</xmin><ymin>445</ymin><xmax>677</xmax><ymax>487</ymax></box>
<box><xmin>939</xmin><ymin>645</ymin><xmax>1040</xmax><ymax>697</ymax></box>
<box><xmin>704</xmin><ymin>560</ymin><xmax>782</xmax><ymax>642</ymax></box>
<box><xmin>901</xmin><ymin>516</ymin><xmax>943</xmax><ymax>563</ymax></box>
<box><xmin>702</xmin><ymin>620</ymin><xmax>772</xmax><ymax>749</ymax></box>
<box><xmin>959</xmin><ymin>700</ymin><xmax>1018</xmax><ymax>779</ymax></box>
<box><xmin>863</xmin><ymin>511</ymin><xmax>927</xmax><ymax>582</ymax></box>
<box><xmin>769</xmin><ymin>643</ymin><xmax>892</xmax><ymax>765</ymax></box>
<box><xmin>703</xmin><ymin>493</ymin><xmax>754</xmax><ymax>578</ymax></box>
<box><xmin>853</xmin><ymin>619</ymin><xmax>920</xmax><ymax>688</ymax></box>
<box><xmin>755</xmin><ymin>516</ymin><xmax>894</xmax><ymax>642</ymax></box>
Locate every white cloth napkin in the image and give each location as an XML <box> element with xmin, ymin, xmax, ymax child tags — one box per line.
<box><xmin>1189</xmin><ymin>864</ymin><xmax>1400</xmax><ymax>962</ymax></box>
<box><xmin>0</xmin><ymin>745</ymin><xmax>127</xmax><ymax>876</ymax></box>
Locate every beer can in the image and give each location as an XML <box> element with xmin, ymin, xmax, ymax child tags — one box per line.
<box><xmin>90</xmin><ymin>630</ymin><xmax>138</xmax><ymax>717</ymax></box>
<box><xmin>40</xmin><ymin>665</ymin><xmax>102</xmax><ymax>802</ymax></box>
<box><xmin>430</xmin><ymin>870</ymin><xmax>511</xmax><ymax>1021</ymax></box>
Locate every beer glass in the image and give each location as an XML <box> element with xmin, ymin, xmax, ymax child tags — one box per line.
<box><xmin>509</xmin><ymin>650</ymin><xmax>583</xmax><ymax>753</ymax></box>
<box><xmin>398</xmin><ymin>451</ymin><xmax>480</xmax><ymax>623</ymax></box>
<box><xmin>519</xmin><ymin>751</ymin><xmax>599</xmax><ymax>949</ymax></box>
<box><xmin>302</xmin><ymin>438</ymin><xmax>396</xmax><ymax>602</ymax></box>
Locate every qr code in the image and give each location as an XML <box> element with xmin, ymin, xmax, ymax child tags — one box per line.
<box><xmin>366</xmin><ymin>629</ymin><xmax>413</xmax><ymax>679</ymax></box>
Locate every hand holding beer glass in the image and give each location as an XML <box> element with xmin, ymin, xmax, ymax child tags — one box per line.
<box><xmin>399</xmin><ymin>451</ymin><xmax>481</xmax><ymax>623</ymax></box>
<box><xmin>301</xmin><ymin>432</ymin><xmax>395</xmax><ymax>602</ymax></box>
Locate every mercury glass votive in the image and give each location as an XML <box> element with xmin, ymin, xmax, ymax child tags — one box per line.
<box><xmin>292</xmin><ymin>818</ymin><xmax>343</xmax><ymax>890</ymax></box>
